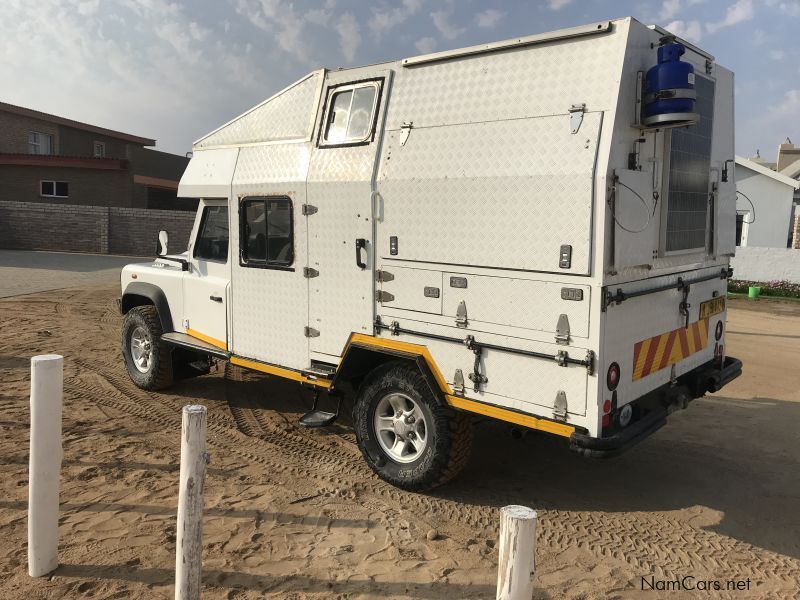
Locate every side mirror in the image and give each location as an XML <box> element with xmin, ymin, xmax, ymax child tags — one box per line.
<box><xmin>157</xmin><ymin>230</ymin><xmax>169</xmax><ymax>256</ymax></box>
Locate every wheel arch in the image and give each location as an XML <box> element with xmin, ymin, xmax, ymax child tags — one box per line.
<box><xmin>120</xmin><ymin>282</ymin><xmax>174</xmax><ymax>333</ymax></box>
<box><xmin>332</xmin><ymin>334</ymin><xmax>451</xmax><ymax>402</ymax></box>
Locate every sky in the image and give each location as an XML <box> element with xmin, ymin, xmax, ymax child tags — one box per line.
<box><xmin>1</xmin><ymin>0</ymin><xmax>798</xmax><ymax>160</ymax></box>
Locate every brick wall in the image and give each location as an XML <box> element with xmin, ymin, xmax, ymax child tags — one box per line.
<box><xmin>793</xmin><ymin>213</ymin><xmax>800</xmax><ymax>249</ymax></box>
<box><xmin>0</xmin><ymin>164</ymin><xmax>132</xmax><ymax>207</ymax></box>
<box><xmin>0</xmin><ymin>200</ymin><xmax>195</xmax><ymax>256</ymax></box>
<box><xmin>0</xmin><ymin>112</ymin><xmax>59</xmax><ymax>153</ymax></box>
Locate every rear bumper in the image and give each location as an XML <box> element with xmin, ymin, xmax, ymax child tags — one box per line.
<box><xmin>570</xmin><ymin>356</ymin><xmax>742</xmax><ymax>458</ymax></box>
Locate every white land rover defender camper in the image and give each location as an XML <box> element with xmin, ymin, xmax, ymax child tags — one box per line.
<box><xmin>119</xmin><ymin>18</ymin><xmax>742</xmax><ymax>491</ymax></box>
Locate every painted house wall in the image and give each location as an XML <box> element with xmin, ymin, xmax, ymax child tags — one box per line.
<box><xmin>735</xmin><ymin>164</ymin><xmax>796</xmax><ymax>248</ymax></box>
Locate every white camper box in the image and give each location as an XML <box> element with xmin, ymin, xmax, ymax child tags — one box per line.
<box><xmin>120</xmin><ymin>17</ymin><xmax>742</xmax><ymax>490</ymax></box>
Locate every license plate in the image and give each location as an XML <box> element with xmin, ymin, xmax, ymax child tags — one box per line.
<box><xmin>699</xmin><ymin>297</ymin><xmax>725</xmax><ymax>319</ymax></box>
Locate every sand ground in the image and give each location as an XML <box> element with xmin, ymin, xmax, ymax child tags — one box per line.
<box><xmin>1</xmin><ymin>285</ymin><xmax>799</xmax><ymax>599</ymax></box>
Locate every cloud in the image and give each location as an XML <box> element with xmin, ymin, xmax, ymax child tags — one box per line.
<box><xmin>706</xmin><ymin>0</ymin><xmax>754</xmax><ymax>34</ymax></box>
<box><xmin>474</xmin><ymin>8</ymin><xmax>505</xmax><ymax>28</ymax></box>
<box><xmin>769</xmin><ymin>89</ymin><xmax>800</xmax><ymax>118</ymax></box>
<box><xmin>665</xmin><ymin>19</ymin><xmax>703</xmax><ymax>43</ymax></box>
<box><xmin>431</xmin><ymin>9</ymin><xmax>466</xmax><ymax>40</ymax></box>
<box><xmin>548</xmin><ymin>0</ymin><xmax>573</xmax><ymax>10</ymax></box>
<box><xmin>659</xmin><ymin>0</ymin><xmax>683</xmax><ymax>20</ymax></box>
<box><xmin>336</xmin><ymin>13</ymin><xmax>361</xmax><ymax>63</ymax></box>
<box><xmin>769</xmin><ymin>49</ymin><xmax>787</xmax><ymax>60</ymax></box>
<box><xmin>368</xmin><ymin>0</ymin><xmax>424</xmax><ymax>40</ymax></box>
<box><xmin>414</xmin><ymin>36</ymin><xmax>437</xmax><ymax>54</ymax></box>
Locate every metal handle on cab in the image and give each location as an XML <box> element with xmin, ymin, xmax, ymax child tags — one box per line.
<box><xmin>209</xmin><ymin>295</ymin><xmax>223</xmax><ymax>303</ymax></box>
<box><xmin>355</xmin><ymin>238</ymin><xmax>367</xmax><ymax>270</ymax></box>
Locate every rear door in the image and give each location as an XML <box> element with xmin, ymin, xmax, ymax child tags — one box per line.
<box><xmin>306</xmin><ymin>70</ymin><xmax>392</xmax><ymax>359</ymax></box>
<box><xmin>182</xmin><ymin>199</ymin><xmax>230</xmax><ymax>350</ymax></box>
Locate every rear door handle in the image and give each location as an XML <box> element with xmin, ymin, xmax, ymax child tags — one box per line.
<box><xmin>210</xmin><ymin>295</ymin><xmax>223</xmax><ymax>303</ymax></box>
<box><xmin>355</xmin><ymin>238</ymin><xmax>367</xmax><ymax>270</ymax></box>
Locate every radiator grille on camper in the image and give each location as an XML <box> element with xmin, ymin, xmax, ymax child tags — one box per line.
<box><xmin>665</xmin><ymin>76</ymin><xmax>716</xmax><ymax>253</ymax></box>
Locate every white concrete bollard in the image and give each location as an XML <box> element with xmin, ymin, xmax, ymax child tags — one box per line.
<box><xmin>175</xmin><ymin>405</ymin><xmax>208</xmax><ymax>600</ymax></box>
<box><xmin>28</xmin><ymin>354</ymin><xmax>64</xmax><ymax>577</ymax></box>
<box><xmin>496</xmin><ymin>505</ymin><xmax>537</xmax><ymax>600</ymax></box>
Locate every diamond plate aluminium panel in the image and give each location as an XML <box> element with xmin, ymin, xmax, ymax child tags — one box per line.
<box><xmin>378</xmin><ymin>321</ymin><xmax>589</xmax><ymax>417</ymax></box>
<box><xmin>229</xmin><ymin>143</ymin><xmax>312</xmax><ymax>370</ymax></box>
<box><xmin>195</xmin><ymin>71</ymin><xmax>323</xmax><ymax>149</ymax></box>
<box><xmin>440</xmin><ymin>273</ymin><xmax>591</xmax><ymax>338</ymax></box>
<box><xmin>376</xmin><ymin>112</ymin><xmax>602</xmax><ymax>275</ymax></box>
<box><xmin>386</xmin><ymin>29</ymin><xmax>624</xmax><ymax>130</ymax></box>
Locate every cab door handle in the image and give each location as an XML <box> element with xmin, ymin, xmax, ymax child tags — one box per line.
<box><xmin>210</xmin><ymin>295</ymin><xmax>223</xmax><ymax>303</ymax></box>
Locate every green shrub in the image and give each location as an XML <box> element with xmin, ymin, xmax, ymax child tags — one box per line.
<box><xmin>728</xmin><ymin>279</ymin><xmax>800</xmax><ymax>298</ymax></box>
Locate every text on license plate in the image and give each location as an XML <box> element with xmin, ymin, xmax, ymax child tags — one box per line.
<box><xmin>699</xmin><ymin>297</ymin><xmax>725</xmax><ymax>319</ymax></box>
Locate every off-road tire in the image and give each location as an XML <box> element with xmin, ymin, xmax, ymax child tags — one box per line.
<box><xmin>121</xmin><ymin>306</ymin><xmax>174</xmax><ymax>391</ymax></box>
<box><xmin>353</xmin><ymin>361</ymin><xmax>472</xmax><ymax>491</ymax></box>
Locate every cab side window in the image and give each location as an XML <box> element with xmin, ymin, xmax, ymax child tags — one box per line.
<box><xmin>240</xmin><ymin>196</ymin><xmax>294</xmax><ymax>268</ymax></box>
<box><xmin>193</xmin><ymin>205</ymin><xmax>229</xmax><ymax>262</ymax></box>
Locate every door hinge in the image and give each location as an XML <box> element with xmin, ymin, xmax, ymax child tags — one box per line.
<box><xmin>400</xmin><ymin>121</ymin><xmax>413</xmax><ymax>146</ymax></box>
<box><xmin>569</xmin><ymin>103</ymin><xmax>586</xmax><ymax>134</ymax></box>
<box><xmin>302</xmin><ymin>204</ymin><xmax>318</xmax><ymax>216</ymax></box>
<box><xmin>375</xmin><ymin>290</ymin><xmax>394</xmax><ymax>303</ymax></box>
<box><xmin>303</xmin><ymin>267</ymin><xmax>319</xmax><ymax>278</ymax></box>
<box><xmin>375</xmin><ymin>269</ymin><xmax>394</xmax><ymax>282</ymax></box>
<box><xmin>555</xmin><ymin>313</ymin><xmax>571</xmax><ymax>345</ymax></box>
<box><xmin>455</xmin><ymin>300</ymin><xmax>468</xmax><ymax>328</ymax></box>
<box><xmin>553</xmin><ymin>390</ymin><xmax>568</xmax><ymax>422</ymax></box>
<box><xmin>304</xmin><ymin>326</ymin><xmax>320</xmax><ymax>338</ymax></box>
<box><xmin>453</xmin><ymin>369</ymin><xmax>465</xmax><ymax>396</ymax></box>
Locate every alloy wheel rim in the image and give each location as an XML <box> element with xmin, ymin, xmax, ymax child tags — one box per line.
<box><xmin>130</xmin><ymin>326</ymin><xmax>153</xmax><ymax>374</ymax></box>
<box><xmin>373</xmin><ymin>392</ymin><xmax>428</xmax><ymax>463</ymax></box>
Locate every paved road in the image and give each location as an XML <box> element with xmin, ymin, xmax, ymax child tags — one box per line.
<box><xmin>0</xmin><ymin>250</ymin><xmax>151</xmax><ymax>298</ymax></box>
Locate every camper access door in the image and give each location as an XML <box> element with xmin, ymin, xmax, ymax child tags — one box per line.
<box><xmin>306</xmin><ymin>70</ymin><xmax>392</xmax><ymax>359</ymax></box>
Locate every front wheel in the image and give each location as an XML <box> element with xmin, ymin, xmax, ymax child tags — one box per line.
<box><xmin>353</xmin><ymin>362</ymin><xmax>472</xmax><ymax>491</ymax></box>
<box><xmin>121</xmin><ymin>306</ymin><xmax>174</xmax><ymax>390</ymax></box>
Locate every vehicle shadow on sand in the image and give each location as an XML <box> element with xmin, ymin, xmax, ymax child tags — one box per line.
<box><xmin>436</xmin><ymin>394</ymin><xmax>800</xmax><ymax>561</ymax></box>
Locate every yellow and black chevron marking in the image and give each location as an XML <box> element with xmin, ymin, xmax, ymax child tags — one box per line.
<box><xmin>632</xmin><ymin>319</ymin><xmax>710</xmax><ymax>381</ymax></box>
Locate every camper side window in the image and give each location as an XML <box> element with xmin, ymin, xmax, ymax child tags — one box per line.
<box><xmin>321</xmin><ymin>81</ymin><xmax>380</xmax><ymax>145</ymax></box>
<box><xmin>240</xmin><ymin>196</ymin><xmax>294</xmax><ymax>268</ymax></box>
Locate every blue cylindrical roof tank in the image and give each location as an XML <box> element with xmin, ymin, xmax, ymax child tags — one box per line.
<box><xmin>644</xmin><ymin>42</ymin><xmax>695</xmax><ymax>119</ymax></box>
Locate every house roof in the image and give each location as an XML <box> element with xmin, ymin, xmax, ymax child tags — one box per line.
<box><xmin>735</xmin><ymin>156</ymin><xmax>800</xmax><ymax>189</ymax></box>
<box><xmin>0</xmin><ymin>101</ymin><xmax>156</xmax><ymax>146</ymax></box>
<box><xmin>779</xmin><ymin>159</ymin><xmax>800</xmax><ymax>180</ymax></box>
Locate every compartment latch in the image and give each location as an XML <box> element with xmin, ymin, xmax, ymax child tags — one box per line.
<box><xmin>553</xmin><ymin>390</ymin><xmax>568</xmax><ymax>421</ymax></box>
<box><xmin>555</xmin><ymin>314</ymin><xmax>571</xmax><ymax>345</ymax></box>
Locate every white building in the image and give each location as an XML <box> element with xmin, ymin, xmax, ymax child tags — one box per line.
<box><xmin>734</xmin><ymin>155</ymin><xmax>799</xmax><ymax>248</ymax></box>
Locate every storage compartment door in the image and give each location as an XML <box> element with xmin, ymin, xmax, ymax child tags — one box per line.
<box><xmin>376</xmin><ymin>113</ymin><xmax>603</xmax><ymax>275</ymax></box>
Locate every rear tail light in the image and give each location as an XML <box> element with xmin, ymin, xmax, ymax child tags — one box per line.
<box><xmin>715</xmin><ymin>320</ymin><xmax>723</xmax><ymax>340</ymax></box>
<box><xmin>607</xmin><ymin>362</ymin><xmax>620</xmax><ymax>391</ymax></box>
<box><xmin>602</xmin><ymin>399</ymin><xmax>612</xmax><ymax>414</ymax></box>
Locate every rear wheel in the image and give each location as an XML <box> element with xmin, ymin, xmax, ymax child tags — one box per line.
<box><xmin>353</xmin><ymin>362</ymin><xmax>472</xmax><ymax>491</ymax></box>
<box><xmin>121</xmin><ymin>306</ymin><xmax>174</xmax><ymax>390</ymax></box>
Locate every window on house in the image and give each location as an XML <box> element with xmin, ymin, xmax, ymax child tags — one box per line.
<box><xmin>735</xmin><ymin>213</ymin><xmax>747</xmax><ymax>246</ymax></box>
<box><xmin>40</xmin><ymin>181</ymin><xmax>69</xmax><ymax>198</ymax></box>
<box><xmin>93</xmin><ymin>141</ymin><xmax>106</xmax><ymax>158</ymax></box>
<box><xmin>29</xmin><ymin>132</ymin><xmax>54</xmax><ymax>155</ymax></box>
<box><xmin>321</xmin><ymin>81</ymin><xmax>380</xmax><ymax>145</ymax></box>
<box><xmin>193</xmin><ymin>205</ymin><xmax>229</xmax><ymax>262</ymax></box>
<box><xmin>240</xmin><ymin>196</ymin><xmax>294</xmax><ymax>267</ymax></box>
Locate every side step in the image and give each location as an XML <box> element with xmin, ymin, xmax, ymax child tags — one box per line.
<box><xmin>161</xmin><ymin>332</ymin><xmax>230</xmax><ymax>359</ymax></box>
<box><xmin>299</xmin><ymin>391</ymin><xmax>341</xmax><ymax>428</ymax></box>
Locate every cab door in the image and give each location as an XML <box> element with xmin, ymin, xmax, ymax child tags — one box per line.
<box><xmin>183</xmin><ymin>199</ymin><xmax>230</xmax><ymax>350</ymax></box>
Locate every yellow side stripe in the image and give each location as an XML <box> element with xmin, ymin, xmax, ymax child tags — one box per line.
<box><xmin>446</xmin><ymin>395</ymin><xmax>575</xmax><ymax>438</ymax></box>
<box><xmin>186</xmin><ymin>328</ymin><xmax>227</xmax><ymax>351</ymax></box>
<box><xmin>347</xmin><ymin>333</ymin><xmax>453</xmax><ymax>395</ymax></box>
<box><xmin>230</xmin><ymin>356</ymin><xmax>332</xmax><ymax>389</ymax></box>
